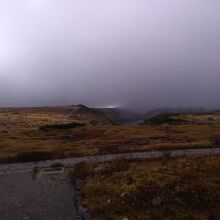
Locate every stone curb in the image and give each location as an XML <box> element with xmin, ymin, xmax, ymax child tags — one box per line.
<box><xmin>74</xmin><ymin>178</ymin><xmax>92</xmax><ymax>220</ymax></box>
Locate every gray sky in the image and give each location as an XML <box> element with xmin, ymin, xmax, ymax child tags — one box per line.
<box><xmin>0</xmin><ymin>0</ymin><xmax>220</xmax><ymax>111</ymax></box>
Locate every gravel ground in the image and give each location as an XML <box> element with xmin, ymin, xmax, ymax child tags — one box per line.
<box><xmin>0</xmin><ymin>172</ymin><xmax>76</xmax><ymax>220</ymax></box>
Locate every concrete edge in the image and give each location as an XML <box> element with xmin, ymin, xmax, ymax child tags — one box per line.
<box><xmin>74</xmin><ymin>178</ymin><xmax>92</xmax><ymax>220</ymax></box>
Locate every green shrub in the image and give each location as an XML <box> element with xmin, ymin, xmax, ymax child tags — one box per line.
<box><xmin>144</xmin><ymin>113</ymin><xmax>186</xmax><ymax>125</ymax></box>
<box><xmin>39</xmin><ymin>122</ymin><xmax>86</xmax><ymax>131</ymax></box>
<box><xmin>69</xmin><ymin>162</ymin><xmax>94</xmax><ymax>182</ymax></box>
<box><xmin>50</xmin><ymin>162</ymin><xmax>64</xmax><ymax>167</ymax></box>
<box><xmin>13</xmin><ymin>151</ymin><xmax>53</xmax><ymax>162</ymax></box>
<box><xmin>96</xmin><ymin>160</ymin><xmax>130</xmax><ymax>175</ymax></box>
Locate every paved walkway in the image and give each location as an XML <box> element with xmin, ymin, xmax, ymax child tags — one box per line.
<box><xmin>0</xmin><ymin>147</ymin><xmax>220</xmax><ymax>174</ymax></box>
<box><xmin>0</xmin><ymin>172</ymin><xmax>77</xmax><ymax>220</ymax></box>
<box><xmin>0</xmin><ymin>147</ymin><xmax>220</xmax><ymax>220</ymax></box>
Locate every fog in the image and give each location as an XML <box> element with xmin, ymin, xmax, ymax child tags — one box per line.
<box><xmin>0</xmin><ymin>0</ymin><xmax>220</xmax><ymax>111</ymax></box>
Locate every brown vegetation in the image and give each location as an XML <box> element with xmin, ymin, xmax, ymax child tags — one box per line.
<box><xmin>78</xmin><ymin>155</ymin><xmax>220</xmax><ymax>220</ymax></box>
<box><xmin>0</xmin><ymin>107</ymin><xmax>220</xmax><ymax>163</ymax></box>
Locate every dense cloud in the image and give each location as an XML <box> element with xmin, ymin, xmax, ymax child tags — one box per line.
<box><xmin>0</xmin><ymin>0</ymin><xmax>220</xmax><ymax>111</ymax></box>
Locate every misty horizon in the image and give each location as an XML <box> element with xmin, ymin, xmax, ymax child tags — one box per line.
<box><xmin>1</xmin><ymin>0</ymin><xmax>220</xmax><ymax>111</ymax></box>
